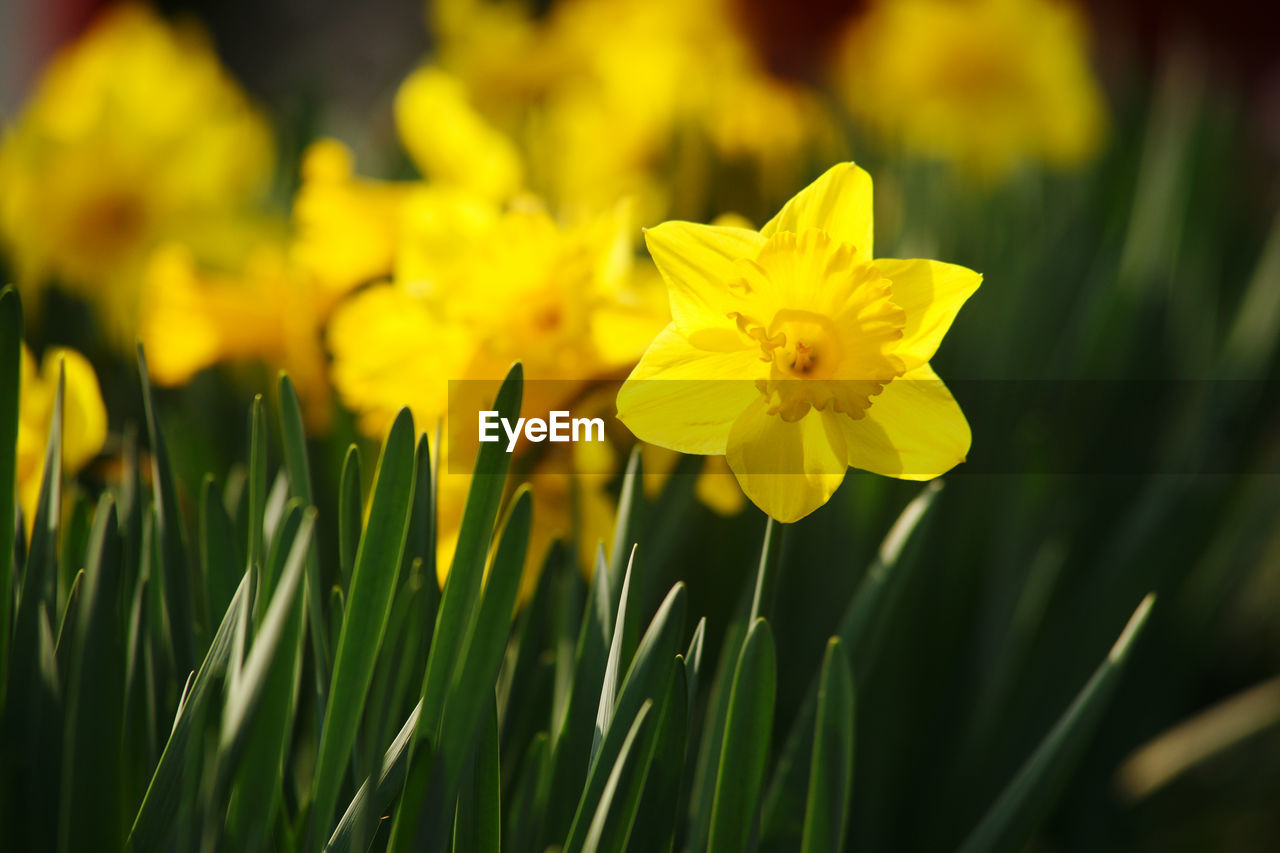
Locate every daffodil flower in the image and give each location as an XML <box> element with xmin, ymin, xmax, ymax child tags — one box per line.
<box><xmin>617</xmin><ymin>163</ymin><xmax>981</xmax><ymax>522</ymax></box>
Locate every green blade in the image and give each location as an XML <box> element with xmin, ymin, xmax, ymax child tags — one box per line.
<box><xmin>564</xmin><ymin>582</ymin><xmax>687</xmax><ymax>851</ymax></box>
<box><xmin>327</xmin><ymin>700</ymin><xmax>423</xmax><ymax>853</ymax></box>
<box><xmin>416</xmin><ymin>364</ymin><xmax>522</xmax><ymax>743</ymax></box>
<box><xmin>578</xmin><ymin>701</ymin><xmax>660</xmax><ymax>853</ymax></box>
<box><xmin>137</xmin><ymin>344</ymin><xmax>196</xmax><ymax>673</ymax></box>
<box><xmin>799</xmin><ymin>638</ymin><xmax>855</xmax><ymax>853</ymax></box>
<box><xmin>58</xmin><ymin>494</ymin><xmax>126</xmax><ymax>853</ymax></box>
<box><xmin>278</xmin><ymin>372</ymin><xmax>333</xmax><ymax>696</ymax></box>
<box><xmin>957</xmin><ymin>594</ymin><xmax>1156</xmax><ymax>853</ymax></box>
<box><xmin>0</xmin><ymin>286</ymin><xmax>21</xmax><ymax>703</ymax></box>
<box><xmin>309</xmin><ymin>407</ymin><xmax>417</xmax><ymax>845</ymax></box>
<box><xmin>708</xmin><ymin>618</ymin><xmax>777</xmax><ymax>853</ymax></box>
<box><xmin>453</xmin><ymin>695</ymin><xmax>502</xmax><ymax>853</ymax></box>
<box><xmin>127</xmin><ymin>573</ymin><xmax>251</xmax><ymax>849</ymax></box>
<box><xmin>760</xmin><ymin>482</ymin><xmax>939</xmax><ymax>849</ymax></box>
<box><xmin>391</xmin><ymin>485</ymin><xmax>532</xmax><ymax>852</ymax></box>
<box><xmin>337</xmin><ymin>444</ymin><xmax>362</xmax><ymax>589</ymax></box>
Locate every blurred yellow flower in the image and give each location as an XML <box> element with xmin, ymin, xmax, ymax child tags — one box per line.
<box><xmin>617</xmin><ymin>163</ymin><xmax>981</xmax><ymax>522</ymax></box>
<box><xmin>395</xmin><ymin>66</ymin><xmax>524</xmax><ymax>201</ymax></box>
<box><xmin>16</xmin><ymin>345</ymin><xmax>107</xmax><ymax>528</ymax></box>
<box><xmin>0</xmin><ymin>4</ymin><xmax>274</xmax><ymax>339</ymax></box>
<box><xmin>328</xmin><ymin>193</ymin><xmax>661</xmax><ymax>436</ymax></box>
<box><xmin>291</xmin><ymin>140</ymin><xmax>414</xmax><ymax>299</ymax></box>
<box><xmin>428</xmin><ymin>0</ymin><xmax>830</xmax><ymax>220</ymax></box>
<box><xmin>292</xmin><ymin>66</ymin><xmax>523</xmax><ymax>297</ymax></box>
<box><xmin>140</xmin><ymin>242</ymin><xmax>332</xmax><ymax>425</ymax></box>
<box><xmin>834</xmin><ymin>0</ymin><xmax>1106</xmax><ymax>176</ymax></box>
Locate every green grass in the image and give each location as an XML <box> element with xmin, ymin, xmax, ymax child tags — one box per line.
<box><xmin>0</xmin><ymin>294</ymin><xmax>1170</xmax><ymax>850</ymax></box>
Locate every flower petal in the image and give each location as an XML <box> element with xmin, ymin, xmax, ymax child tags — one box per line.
<box><xmin>761</xmin><ymin>162</ymin><xmax>874</xmax><ymax>256</ymax></box>
<box><xmin>727</xmin><ymin>399</ymin><xmax>848</xmax><ymax>523</ymax></box>
<box><xmin>877</xmin><ymin>258</ymin><xmax>982</xmax><ymax>369</ymax></box>
<box><xmin>840</xmin><ymin>363</ymin><xmax>970</xmax><ymax>480</ymax></box>
<box><xmin>643</xmin><ymin>221</ymin><xmax>765</xmax><ymax>335</ymax></box>
<box><xmin>616</xmin><ymin>323</ymin><xmax>759</xmax><ymax>455</ymax></box>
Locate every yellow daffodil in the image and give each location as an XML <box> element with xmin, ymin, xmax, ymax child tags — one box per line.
<box><xmin>140</xmin><ymin>242</ymin><xmax>332</xmax><ymax>426</ymax></box>
<box><xmin>16</xmin><ymin>345</ymin><xmax>107</xmax><ymax>529</ymax></box>
<box><xmin>328</xmin><ymin>193</ymin><xmax>661</xmax><ymax>436</ymax></box>
<box><xmin>617</xmin><ymin>163</ymin><xmax>981</xmax><ymax>523</ymax></box>
<box><xmin>290</xmin><ymin>140</ymin><xmax>415</xmax><ymax>299</ymax></box>
<box><xmin>0</xmin><ymin>4</ymin><xmax>274</xmax><ymax>339</ymax></box>
<box><xmin>426</xmin><ymin>0</ymin><xmax>829</xmax><ymax>221</ymax></box>
<box><xmin>394</xmin><ymin>67</ymin><xmax>523</xmax><ymax>201</ymax></box>
<box><xmin>834</xmin><ymin>0</ymin><xmax>1106</xmax><ymax>177</ymax></box>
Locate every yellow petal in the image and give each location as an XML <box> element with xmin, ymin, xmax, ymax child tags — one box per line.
<box><xmin>394</xmin><ymin>66</ymin><xmax>522</xmax><ymax>200</ymax></box>
<box><xmin>617</xmin><ymin>324</ymin><xmax>759</xmax><ymax>455</ymax></box>
<box><xmin>761</xmin><ymin>163</ymin><xmax>874</xmax><ymax>256</ymax></box>
<box><xmin>840</xmin><ymin>363</ymin><xmax>970</xmax><ymax>480</ymax></box>
<box><xmin>643</xmin><ymin>221</ymin><xmax>764</xmax><ymax>335</ymax></box>
<box><xmin>726</xmin><ymin>399</ymin><xmax>848</xmax><ymax>523</ymax></box>
<box><xmin>46</xmin><ymin>348</ymin><xmax>107</xmax><ymax>474</ymax></box>
<box><xmin>878</xmin><ymin>258</ymin><xmax>982</xmax><ymax>369</ymax></box>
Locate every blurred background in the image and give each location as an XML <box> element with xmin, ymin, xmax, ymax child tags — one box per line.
<box><xmin>2</xmin><ymin>0</ymin><xmax>1279</xmax><ymax>850</ymax></box>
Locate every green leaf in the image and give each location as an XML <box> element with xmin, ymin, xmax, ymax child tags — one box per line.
<box><xmin>564</xmin><ymin>582</ymin><xmax>687</xmax><ymax>852</ymax></box>
<box><xmin>453</xmin><ymin>695</ymin><xmax>501</xmax><ymax>853</ymax></box>
<box><xmin>128</xmin><ymin>573</ymin><xmax>251</xmax><ymax>849</ymax></box>
<box><xmin>799</xmin><ymin>639</ymin><xmax>855</xmax><ymax>853</ymax></box>
<box><xmin>578</xmin><ymin>701</ymin><xmax>660</xmax><ymax>853</ymax></box>
<box><xmin>708</xmin><ymin>618</ymin><xmax>777</xmax><ymax>853</ymax></box>
<box><xmin>327</xmin><ymin>700</ymin><xmax>423</xmax><ymax>853</ymax></box>
<box><xmin>337</xmin><ymin>444</ymin><xmax>362</xmax><ymax>589</ymax></box>
<box><xmin>58</xmin><ymin>494</ymin><xmax>126</xmax><ymax>853</ymax></box>
<box><xmin>5</xmin><ymin>359</ymin><xmax>65</xmax><ymax>844</ymax></box>
<box><xmin>543</xmin><ymin>546</ymin><xmax>613</xmax><ymax>843</ymax></box>
<box><xmin>686</xmin><ymin>587</ymin><xmax>753</xmax><ymax>853</ymax></box>
<box><xmin>137</xmin><ymin>344</ymin><xmax>196</xmax><ymax>673</ymax></box>
<box><xmin>416</xmin><ymin>364</ymin><xmax>522</xmax><ymax>743</ymax></box>
<box><xmin>247</xmin><ymin>395</ymin><xmax>267</xmax><ymax>600</ymax></box>
<box><xmin>219</xmin><ymin>508</ymin><xmax>314</xmax><ymax>768</ymax></box>
<box><xmin>53</xmin><ymin>568</ymin><xmax>85</xmax><ymax>668</ymax></box>
<box><xmin>760</xmin><ymin>482</ymin><xmax>940</xmax><ymax>850</ymax></box>
<box><xmin>309</xmin><ymin>407</ymin><xmax>417</xmax><ymax>845</ymax></box>
<box><xmin>505</xmin><ymin>731</ymin><xmax>551</xmax><ymax>853</ymax></box>
<box><xmin>278</xmin><ymin>372</ymin><xmax>333</xmax><ymax>697</ymax></box>
<box><xmin>594</xmin><ymin>547</ymin><xmax>634</xmax><ymax>764</ymax></box>
<box><xmin>392</xmin><ymin>485</ymin><xmax>532</xmax><ymax>852</ymax></box>
<box><xmin>957</xmin><ymin>594</ymin><xmax>1156</xmax><ymax>853</ymax></box>
<box><xmin>0</xmin><ymin>286</ymin><xmax>21</xmax><ymax>703</ymax></box>
<box><xmin>199</xmin><ymin>475</ymin><xmax>243</xmax><ymax>633</ymax></box>
<box><xmin>623</xmin><ymin>660</ymin><xmax>688</xmax><ymax>853</ymax></box>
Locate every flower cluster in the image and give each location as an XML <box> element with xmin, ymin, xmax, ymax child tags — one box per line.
<box><xmin>0</xmin><ymin>0</ymin><xmax>1104</xmax><ymax>571</ymax></box>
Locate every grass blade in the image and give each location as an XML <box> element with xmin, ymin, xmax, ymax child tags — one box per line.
<box><xmin>278</xmin><ymin>372</ymin><xmax>333</xmax><ymax>695</ymax></box>
<box><xmin>137</xmin><ymin>344</ymin><xmax>195</xmax><ymax>673</ymax></box>
<box><xmin>709</xmin><ymin>618</ymin><xmax>777</xmax><ymax>853</ymax></box>
<box><xmin>309</xmin><ymin>407</ymin><xmax>417</xmax><ymax>844</ymax></box>
<box><xmin>957</xmin><ymin>594</ymin><xmax>1156</xmax><ymax>853</ymax></box>
<box><xmin>799</xmin><ymin>638</ymin><xmax>855</xmax><ymax>853</ymax></box>
<box><xmin>393</xmin><ymin>485</ymin><xmax>532</xmax><ymax>852</ymax></box>
<box><xmin>453</xmin><ymin>695</ymin><xmax>502</xmax><ymax>853</ymax></box>
<box><xmin>58</xmin><ymin>494</ymin><xmax>126</xmax><ymax>853</ymax></box>
<box><xmin>128</xmin><ymin>573</ymin><xmax>250</xmax><ymax>849</ymax></box>
<box><xmin>0</xmin><ymin>286</ymin><xmax>21</xmax><ymax>703</ymax></box>
<box><xmin>416</xmin><ymin>364</ymin><xmax>522</xmax><ymax>743</ymax></box>
<box><xmin>760</xmin><ymin>482</ymin><xmax>940</xmax><ymax>849</ymax></box>
<box><xmin>337</xmin><ymin>444</ymin><xmax>362</xmax><ymax>589</ymax></box>
<box><xmin>578</xmin><ymin>701</ymin><xmax>659</xmax><ymax>853</ymax></box>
